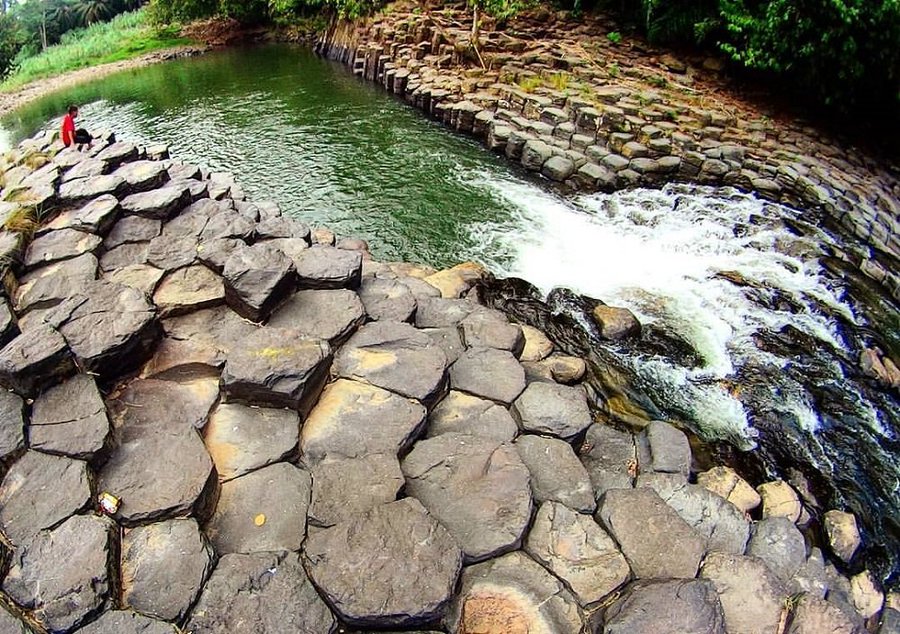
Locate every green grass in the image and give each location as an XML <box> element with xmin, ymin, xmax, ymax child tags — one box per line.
<box><xmin>1</xmin><ymin>9</ymin><xmax>193</xmax><ymax>92</ymax></box>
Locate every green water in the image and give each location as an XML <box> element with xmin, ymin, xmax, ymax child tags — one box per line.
<box><xmin>0</xmin><ymin>44</ymin><xmax>527</xmax><ymax>268</ymax></box>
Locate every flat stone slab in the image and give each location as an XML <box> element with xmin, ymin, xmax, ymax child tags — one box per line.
<box><xmin>99</xmin><ymin>242</ymin><xmax>149</xmax><ymax>272</ymax></box>
<box><xmin>700</xmin><ymin>552</ymin><xmax>789</xmax><ymax>634</ymax></box>
<box><xmin>221</xmin><ymin>327</ymin><xmax>331</xmax><ymax>411</ymax></box>
<box><xmin>78</xmin><ymin>611</ymin><xmax>177</xmax><ymax>634</ymax></box>
<box><xmin>145</xmin><ymin>234</ymin><xmax>199</xmax><ymax>271</ymax></box>
<box><xmin>308</xmin><ymin>454</ymin><xmax>404</xmax><ymax>527</ymax></box>
<box><xmin>104</xmin><ymin>264</ymin><xmax>165</xmax><ymax>296</ymax></box>
<box><xmin>639</xmin><ymin>420</ymin><xmax>692</xmax><ymax>475</ymax></box>
<box><xmin>526</xmin><ymin>501</ymin><xmax>630</xmax><ymax>606</ymax></box>
<box><xmin>113</xmin><ymin>160</ymin><xmax>170</xmax><ymax>193</ymax></box>
<box><xmin>23</xmin><ymin>229</ymin><xmax>102</xmax><ymax>270</ymax></box>
<box><xmin>427</xmin><ymin>389</ymin><xmax>518</xmax><ymax>442</ymax></box>
<box><xmin>203</xmin><ymin>403</ymin><xmax>299</xmax><ymax>481</ymax></box>
<box><xmin>58</xmin><ymin>174</ymin><xmax>126</xmax><ymax>203</ymax></box>
<box><xmin>449</xmin><ymin>347</ymin><xmax>526</xmax><ymax>404</ymax></box>
<box><xmin>256</xmin><ymin>215</ymin><xmax>311</xmax><ymax>240</ymax></box>
<box><xmin>0</xmin><ymin>451</ymin><xmax>91</xmax><ymax>545</ymax></box>
<box><xmin>121</xmin><ymin>519</ymin><xmax>214</xmax><ymax>622</ymax></box>
<box><xmin>357</xmin><ymin>276</ymin><xmax>417</xmax><ymax>322</ymax></box>
<box><xmin>267</xmin><ymin>289</ymin><xmax>365</xmax><ymax>344</ymax></box>
<box><xmin>445</xmin><ymin>551</ymin><xmax>584</xmax><ymax>634</ymax></box>
<box><xmin>293</xmin><ymin>245</ymin><xmax>362</xmax><ymax>289</ymax></box>
<box><xmin>512</xmin><ymin>381</ymin><xmax>592</xmax><ymax>439</ymax></box>
<box><xmin>223</xmin><ymin>243</ymin><xmax>296</xmax><ymax>321</ymax></box>
<box><xmin>786</xmin><ymin>595</ymin><xmax>862</xmax><ymax>634</ymax></box>
<box><xmin>460</xmin><ymin>309</ymin><xmax>525</xmax><ymax>354</ymax></box>
<box><xmin>15</xmin><ymin>253</ymin><xmax>97</xmax><ymax>315</ymax></box>
<box><xmin>402</xmin><ymin>433</ymin><xmax>532</xmax><ymax>562</ymax></box>
<box><xmin>206</xmin><ymin>462</ymin><xmax>311</xmax><ymax>555</ymax></box>
<box><xmin>0</xmin><ymin>300</ymin><xmax>18</xmax><ymax>349</ymax></box>
<box><xmin>44</xmin><ymin>194</ymin><xmax>119</xmax><ymax>234</ymax></box>
<box><xmin>61</xmin><ymin>157</ymin><xmax>107</xmax><ymax>183</ymax></box>
<box><xmin>153</xmin><ymin>265</ymin><xmax>224</xmax><ymax>317</ymax></box>
<box><xmin>0</xmin><ymin>390</ymin><xmax>25</xmax><ymax>461</ymax></box>
<box><xmin>515</xmin><ymin>435</ymin><xmax>595</xmax><ymax>512</ymax></box>
<box><xmin>0</xmin><ymin>325</ymin><xmax>74</xmax><ymax>396</ymax></box>
<box><xmin>30</xmin><ymin>373</ymin><xmax>110</xmax><ymax>460</ymax></box>
<box><xmin>581</xmin><ymin>423</ymin><xmax>636</xmax><ymax>499</ymax></box>
<box><xmin>185</xmin><ymin>551</ymin><xmax>336</xmax><ymax>634</ymax></box>
<box><xmin>96</xmin><ymin>141</ymin><xmax>139</xmax><ymax>167</ymax></box>
<box><xmin>3</xmin><ymin>514</ymin><xmax>113</xmax><ymax>633</ymax></box>
<box><xmin>300</xmin><ymin>378</ymin><xmax>426</xmax><ymax>463</ymax></box>
<box><xmin>415</xmin><ymin>297</ymin><xmax>478</xmax><ymax>328</ymax></box>
<box><xmin>333</xmin><ymin>321</ymin><xmax>448</xmax><ymax>403</ymax></box>
<box><xmin>121</xmin><ymin>184</ymin><xmax>191</xmax><ymax>220</ymax></box>
<box><xmin>199</xmin><ymin>207</ymin><xmax>255</xmax><ymax>242</ymax></box>
<box><xmin>304</xmin><ymin>498</ymin><xmax>462</xmax><ymax>629</ymax></box>
<box><xmin>105</xmin><ymin>215</ymin><xmax>162</xmax><ymax>249</ymax></box>
<box><xmin>604</xmin><ymin>579</ymin><xmax>726</xmax><ymax>634</ymax></box>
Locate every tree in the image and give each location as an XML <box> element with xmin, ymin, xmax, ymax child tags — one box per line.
<box><xmin>73</xmin><ymin>0</ymin><xmax>115</xmax><ymax>25</ymax></box>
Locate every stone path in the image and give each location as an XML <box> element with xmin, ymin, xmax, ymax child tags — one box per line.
<box><xmin>0</xmin><ymin>131</ymin><xmax>893</xmax><ymax>633</ymax></box>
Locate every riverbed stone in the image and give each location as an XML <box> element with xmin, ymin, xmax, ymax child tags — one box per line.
<box><xmin>516</xmin><ymin>435</ymin><xmax>595</xmax><ymax>512</ymax></box>
<box><xmin>427</xmin><ymin>389</ymin><xmax>518</xmax><ymax>441</ymax></box>
<box><xmin>823</xmin><ymin>509</ymin><xmax>861</xmax><ymax>563</ymax></box>
<box><xmin>0</xmin><ymin>324</ymin><xmax>73</xmax><ymax>395</ymax></box>
<box><xmin>58</xmin><ymin>174</ymin><xmax>126</xmax><ymax>203</ymax></box>
<box><xmin>104</xmin><ymin>263</ymin><xmax>165</xmax><ymax>296</ymax></box>
<box><xmin>334</xmin><ymin>321</ymin><xmax>447</xmax><ymax>403</ymax></box>
<box><xmin>99</xmin><ymin>242</ymin><xmax>149</xmax><ymax>271</ymax></box>
<box><xmin>445</xmin><ymin>550</ymin><xmax>584</xmax><ymax>634</ymax></box>
<box><xmin>459</xmin><ymin>309</ymin><xmax>524</xmax><ymax>356</ymax></box>
<box><xmin>747</xmin><ymin>517</ymin><xmax>807</xmax><ymax>583</ymax></box>
<box><xmin>597</xmin><ymin>487</ymin><xmax>704</xmax><ymax>579</ymax></box>
<box><xmin>850</xmin><ymin>570</ymin><xmax>883</xmax><ymax>619</ymax></box>
<box><xmin>203</xmin><ymin>403</ymin><xmax>299</xmax><ymax>481</ymax></box>
<box><xmin>304</xmin><ymin>497</ymin><xmax>462</xmax><ymax>628</ymax></box>
<box><xmin>44</xmin><ymin>194</ymin><xmax>119</xmax><ymax>234</ymax></box>
<box><xmin>96</xmin><ymin>141</ymin><xmax>139</xmax><ymax>168</ymax></box>
<box><xmin>105</xmin><ymin>215</ymin><xmax>162</xmax><ymax>248</ymax></box>
<box><xmin>592</xmin><ymin>304</ymin><xmax>641</xmax><ymax>340</ymax></box>
<box><xmin>300</xmin><ymin>378</ymin><xmax>426</xmax><ymax>463</ymax></box>
<box><xmin>308</xmin><ymin>453</ymin><xmax>404</xmax><ymax>527</ymax></box>
<box><xmin>197</xmin><ymin>237</ymin><xmax>246</xmax><ymax>273</ymax></box>
<box><xmin>0</xmin><ymin>390</ymin><xmax>24</xmax><ymax>461</ymax></box>
<box><xmin>145</xmin><ymin>234</ymin><xmax>199</xmax><ymax>271</ymax></box>
<box><xmin>525</xmin><ymin>501</ymin><xmax>629</xmax><ymax>606</ymax></box>
<box><xmin>522</xmin><ymin>139</ymin><xmax>554</xmax><ymax>171</ymax></box>
<box><xmin>542</xmin><ymin>155</ymin><xmax>576</xmax><ymax>181</ymax></box>
<box><xmin>511</xmin><ymin>381</ymin><xmax>592</xmax><ymax>439</ymax></box>
<box><xmin>423</xmin><ymin>261</ymin><xmax>486</xmax><ymax>299</ymax></box>
<box><xmin>293</xmin><ymin>245</ymin><xmax>362</xmax><ymax>289</ymax></box>
<box><xmin>449</xmin><ymin>347</ymin><xmax>525</xmax><ymax>405</ymax></box>
<box><xmin>520</xmin><ymin>324</ymin><xmax>554</xmax><ymax>361</ymax></box>
<box><xmin>357</xmin><ymin>276</ymin><xmax>416</xmax><ymax>322</ymax></box>
<box><xmin>222</xmin><ymin>242</ymin><xmax>295</xmax><ymax>321</ymax></box>
<box><xmin>185</xmin><ymin>551</ymin><xmax>336</xmax><ymax>634</ymax></box>
<box><xmin>121</xmin><ymin>184</ymin><xmax>191</xmax><ymax>220</ymax></box>
<box><xmin>0</xmin><ymin>451</ymin><xmax>90</xmax><ymax>545</ymax></box>
<box><xmin>256</xmin><ymin>215</ymin><xmax>311</xmax><ymax>240</ymax></box>
<box><xmin>121</xmin><ymin>519</ymin><xmax>214</xmax><ymax>622</ymax></box>
<box><xmin>758</xmin><ymin>480</ymin><xmax>802</xmax><ymax>521</ymax></box>
<box><xmin>29</xmin><ymin>373</ymin><xmax>109</xmax><ymax>460</ymax></box>
<box><xmin>697</xmin><ymin>465</ymin><xmax>761</xmax><ymax>512</ymax></box>
<box><xmin>221</xmin><ymin>327</ymin><xmax>331</xmax><ymax>411</ymax></box>
<box><xmin>603</xmin><ymin>579</ymin><xmax>726</xmax><ymax>634</ymax></box>
<box><xmin>402</xmin><ymin>433</ymin><xmax>532</xmax><ymax>562</ymax></box>
<box><xmin>415</xmin><ymin>296</ymin><xmax>477</xmax><ymax>327</ymax></box>
<box><xmin>78</xmin><ymin>611</ymin><xmax>177</xmax><ymax>634</ymax></box>
<box><xmin>267</xmin><ymin>288</ymin><xmax>365</xmax><ymax>344</ymax></box>
<box><xmin>15</xmin><ymin>253</ymin><xmax>97</xmax><ymax>314</ymax></box>
<box><xmin>700</xmin><ymin>552</ymin><xmax>788</xmax><ymax>634</ymax></box>
<box><xmin>200</xmin><ymin>207</ymin><xmax>255</xmax><ymax>242</ymax></box>
<box><xmin>3</xmin><ymin>514</ymin><xmax>113</xmax><ymax>633</ymax></box>
<box><xmin>580</xmin><ymin>423</ymin><xmax>636</xmax><ymax>499</ymax></box>
<box><xmin>639</xmin><ymin>420</ymin><xmax>692</xmax><ymax>475</ymax></box>
<box><xmin>207</xmin><ymin>462</ymin><xmax>311</xmax><ymax>554</ymax></box>
<box><xmin>114</xmin><ymin>160</ymin><xmax>170</xmax><ymax>193</ymax></box>
<box><xmin>152</xmin><ymin>265</ymin><xmax>224</xmax><ymax>317</ymax></box>
<box><xmin>786</xmin><ymin>595</ymin><xmax>863</xmax><ymax>634</ymax></box>
<box><xmin>61</xmin><ymin>157</ymin><xmax>108</xmax><ymax>184</ymax></box>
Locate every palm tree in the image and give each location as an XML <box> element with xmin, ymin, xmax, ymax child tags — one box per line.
<box><xmin>73</xmin><ymin>0</ymin><xmax>114</xmax><ymax>25</ymax></box>
<box><xmin>48</xmin><ymin>0</ymin><xmax>77</xmax><ymax>33</ymax></box>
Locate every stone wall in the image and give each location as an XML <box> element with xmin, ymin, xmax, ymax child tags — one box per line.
<box><xmin>316</xmin><ymin>4</ymin><xmax>900</xmax><ymax>302</ymax></box>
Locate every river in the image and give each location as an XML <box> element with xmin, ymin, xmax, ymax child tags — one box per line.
<box><xmin>2</xmin><ymin>44</ymin><xmax>897</xmax><ymax>584</ymax></box>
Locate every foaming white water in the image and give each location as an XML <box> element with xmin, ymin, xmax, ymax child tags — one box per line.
<box><xmin>464</xmin><ymin>176</ymin><xmax>859</xmax><ymax>448</ymax></box>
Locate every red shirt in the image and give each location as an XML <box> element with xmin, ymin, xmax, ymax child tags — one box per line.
<box><xmin>61</xmin><ymin>114</ymin><xmax>76</xmax><ymax>146</ymax></box>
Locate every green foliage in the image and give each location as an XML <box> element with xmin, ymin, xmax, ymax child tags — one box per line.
<box><xmin>606</xmin><ymin>30</ymin><xmax>621</xmax><ymax>43</ymax></box>
<box><xmin>476</xmin><ymin>0</ymin><xmax>535</xmax><ymax>23</ymax></box>
<box><xmin>148</xmin><ymin>0</ymin><xmax>384</xmax><ymax>23</ymax></box>
<box><xmin>0</xmin><ymin>13</ymin><xmax>23</xmax><ymax>78</ymax></box>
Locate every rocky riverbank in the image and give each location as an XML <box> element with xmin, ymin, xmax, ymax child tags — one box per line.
<box><xmin>0</xmin><ymin>128</ymin><xmax>895</xmax><ymax>632</ymax></box>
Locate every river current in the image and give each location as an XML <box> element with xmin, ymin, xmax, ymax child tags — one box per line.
<box><xmin>2</xmin><ymin>44</ymin><xmax>897</xmax><ymax>583</ymax></box>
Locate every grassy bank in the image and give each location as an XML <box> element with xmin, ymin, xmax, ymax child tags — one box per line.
<box><xmin>0</xmin><ymin>10</ymin><xmax>192</xmax><ymax>92</ymax></box>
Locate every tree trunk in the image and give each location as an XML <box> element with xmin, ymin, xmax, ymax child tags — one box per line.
<box><xmin>40</xmin><ymin>10</ymin><xmax>48</xmax><ymax>51</ymax></box>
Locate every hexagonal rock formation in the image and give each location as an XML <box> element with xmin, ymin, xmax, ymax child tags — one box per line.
<box><xmin>333</xmin><ymin>321</ymin><xmax>448</xmax><ymax>404</ymax></box>
<box><xmin>699</xmin><ymin>552</ymin><xmax>789</xmax><ymax>634</ymax></box>
<box><xmin>105</xmin><ymin>215</ymin><xmax>161</xmax><ymax>248</ymax></box>
<box><xmin>15</xmin><ymin>252</ymin><xmax>97</xmax><ymax>315</ymax></box>
<box><xmin>449</xmin><ymin>347</ymin><xmax>526</xmax><ymax>405</ymax></box>
<box><xmin>357</xmin><ymin>276</ymin><xmax>417</xmax><ymax>322</ymax></box>
<box><xmin>121</xmin><ymin>184</ymin><xmax>191</xmax><ymax>220</ymax></box>
<box><xmin>444</xmin><ymin>551</ymin><xmax>584</xmax><ymax>633</ymax></box>
<box><xmin>222</xmin><ymin>243</ymin><xmax>296</xmax><ymax>321</ymax></box>
<box><xmin>3</xmin><ymin>514</ymin><xmax>115</xmax><ymax>633</ymax></box>
<box><xmin>186</xmin><ymin>552</ymin><xmax>336</xmax><ymax>634</ymax></box>
<box><xmin>300</xmin><ymin>378</ymin><xmax>426</xmax><ymax>463</ymax></box>
<box><xmin>0</xmin><ymin>390</ymin><xmax>25</xmax><ymax>461</ymax></box>
<box><xmin>23</xmin><ymin>229</ymin><xmax>102</xmax><ymax>269</ymax></box>
<box><xmin>78</xmin><ymin>611</ymin><xmax>177</xmax><ymax>634</ymax></box>
<box><xmin>221</xmin><ymin>327</ymin><xmax>331</xmax><ymax>412</ymax></box>
<box><xmin>581</xmin><ymin>423</ymin><xmax>637</xmax><ymax>499</ymax></box>
<box><xmin>603</xmin><ymin>579</ymin><xmax>727</xmax><ymax>634</ymax></box>
<box><xmin>515</xmin><ymin>435</ymin><xmax>595</xmax><ymax>513</ymax></box>
<box><xmin>0</xmin><ymin>451</ymin><xmax>91</xmax><ymax>545</ymax></box>
<box><xmin>0</xmin><ymin>325</ymin><xmax>74</xmax><ymax>396</ymax></box>
<box><xmin>292</xmin><ymin>245</ymin><xmax>362</xmax><ymax>289</ymax></box>
<box><xmin>206</xmin><ymin>462</ymin><xmax>312</xmax><ymax>555</ymax></box>
<box><xmin>203</xmin><ymin>403</ymin><xmax>299</xmax><ymax>481</ymax></box>
<box><xmin>152</xmin><ymin>265</ymin><xmax>224</xmax><ymax>317</ymax></box>
<box><xmin>459</xmin><ymin>309</ymin><xmax>525</xmax><ymax>355</ymax></box>
<box><xmin>267</xmin><ymin>289</ymin><xmax>365</xmax><ymax>344</ymax></box>
<box><xmin>44</xmin><ymin>195</ymin><xmax>119</xmax><ymax>235</ymax></box>
<box><xmin>511</xmin><ymin>381</ymin><xmax>592</xmax><ymax>439</ymax></box>
<box><xmin>121</xmin><ymin>519</ymin><xmax>215</xmax><ymax>622</ymax></box>
<box><xmin>426</xmin><ymin>390</ymin><xmax>518</xmax><ymax>442</ymax></box>
<box><xmin>30</xmin><ymin>373</ymin><xmax>110</xmax><ymax>460</ymax></box>
<box><xmin>308</xmin><ymin>454</ymin><xmax>405</xmax><ymax>527</ymax></box>
<box><xmin>402</xmin><ymin>433</ymin><xmax>532</xmax><ymax>562</ymax></box>
<box><xmin>113</xmin><ymin>160</ymin><xmax>170</xmax><ymax>193</ymax></box>
<box><xmin>304</xmin><ymin>498</ymin><xmax>462</xmax><ymax>628</ymax></box>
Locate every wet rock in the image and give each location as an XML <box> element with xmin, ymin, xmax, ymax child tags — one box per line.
<box><xmin>444</xmin><ymin>551</ymin><xmax>583</xmax><ymax>634</ymax></box>
<box><xmin>603</xmin><ymin>579</ymin><xmax>726</xmax><ymax>634</ymax></box>
<box><xmin>699</xmin><ymin>552</ymin><xmax>788</xmax><ymax>634</ymax></box>
<box><xmin>823</xmin><ymin>509</ymin><xmax>861</xmax><ymax>563</ymax></box>
<box><xmin>221</xmin><ymin>327</ymin><xmax>331</xmax><ymax>411</ymax></box>
<box><xmin>697</xmin><ymin>466</ymin><xmax>761</xmax><ymax>513</ymax></box>
<box><xmin>304</xmin><ymin>498</ymin><xmax>462</xmax><ymax>628</ymax></box>
<box><xmin>308</xmin><ymin>454</ymin><xmax>404</xmax><ymax>527</ymax></box>
<box><xmin>58</xmin><ymin>174</ymin><xmax>126</xmax><ymax>203</ymax></box>
<box><xmin>515</xmin><ymin>435</ymin><xmax>595</xmax><ymax>512</ymax></box>
<box><xmin>414</xmin><ymin>297</ymin><xmax>477</xmax><ymax>328</ymax></box>
<box><xmin>0</xmin><ymin>325</ymin><xmax>74</xmax><ymax>396</ymax></box>
<box><xmin>402</xmin><ymin>433</ymin><xmax>532</xmax><ymax>562</ymax></box>
<box><xmin>186</xmin><ymin>551</ymin><xmax>336</xmax><ymax>634</ymax></box>
<box><xmin>121</xmin><ymin>184</ymin><xmax>191</xmax><ymax>220</ymax></box>
<box><xmin>301</xmin><ymin>378</ymin><xmax>426</xmax><ymax>463</ymax></box>
<box><xmin>0</xmin><ymin>451</ymin><xmax>90</xmax><ymax>545</ymax></box>
<box><xmin>99</xmin><ymin>242</ymin><xmax>149</xmax><ymax>271</ymax></box>
<box><xmin>592</xmin><ymin>304</ymin><xmax>641</xmax><ymax>340</ymax></box>
<box><xmin>78</xmin><ymin>611</ymin><xmax>177</xmax><ymax>634</ymax></box>
<box><xmin>207</xmin><ymin>462</ymin><xmax>311</xmax><ymax>554</ymax></box>
<box><xmin>449</xmin><ymin>347</ymin><xmax>525</xmax><ymax>405</ymax></box>
<box><xmin>423</xmin><ymin>262</ymin><xmax>486</xmax><ymax>299</ymax></box>
<box><xmin>30</xmin><ymin>373</ymin><xmax>109</xmax><ymax>460</ymax></box>
<box><xmin>121</xmin><ymin>519</ymin><xmax>214</xmax><ymax>621</ymax></box>
<box><xmin>293</xmin><ymin>245</ymin><xmax>362</xmax><ymax>289</ymax></box>
<box><xmin>152</xmin><ymin>265</ymin><xmax>224</xmax><ymax>317</ymax></box>
<box><xmin>267</xmin><ymin>289</ymin><xmax>365</xmax><ymax>344</ymax></box>
<box><xmin>203</xmin><ymin>403</ymin><xmax>299</xmax><ymax>481</ymax></box>
<box><xmin>758</xmin><ymin>480</ymin><xmax>802</xmax><ymax>522</ymax></box>
<box><xmin>522</xmin><ymin>139</ymin><xmax>554</xmax><ymax>171</ymax></box>
<box><xmin>786</xmin><ymin>595</ymin><xmax>863</xmax><ymax>634</ymax></box>
<box><xmin>3</xmin><ymin>514</ymin><xmax>113</xmax><ymax>633</ymax></box>
<box><xmin>520</xmin><ymin>324</ymin><xmax>554</xmax><ymax>361</ymax></box>
<box><xmin>639</xmin><ymin>420</ymin><xmax>692</xmax><ymax>475</ymax></box>
<box><xmin>357</xmin><ymin>276</ymin><xmax>416</xmax><ymax>321</ymax></box>
<box><xmin>850</xmin><ymin>570</ymin><xmax>883</xmax><ymax>619</ymax></box>
<box><xmin>104</xmin><ymin>263</ymin><xmax>165</xmax><ymax>296</ymax></box>
<box><xmin>427</xmin><ymin>389</ymin><xmax>518</xmax><ymax>442</ymax></box>
<box><xmin>526</xmin><ymin>501</ymin><xmax>629</xmax><ymax>605</ymax></box>
<box><xmin>113</xmin><ymin>160</ymin><xmax>170</xmax><ymax>193</ymax></box>
<box><xmin>747</xmin><ymin>517</ymin><xmax>807</xmax><ymax>583</ymax></box>
<box><xmin>105</xmin><ymin>215</ymin><xmax>162</xmax><ymax>249</ymax></box>
<box><xmin>580</xmin><ymin>423</ymin><xmax>636</xmax><ymax>499</ymax></box>
<box><xmin>459</xmin><ymin>309</ymin><xmax>525</xmax><ymax>355</ymax></box>
<box><xmin>597</xmin><ymin>487</ymin><xmax>704</xmax><ymax>579</ymax></box>
<box><xmin>44</xmin><ymin>194</ymin><xmax>119</xmax><ymax>234</ymax></box>
<box><xmin>512</xmin><ymin>381</ymin><xmax>592</xmax><ymax>439</ymax></box>
<box><xmin>223</xmin><ymin>242</ymin><xmax>295</xmax><ymax>321</ymax></box>
<box><xmin>0</xmin><ymin>390</ymin><xmax>24</xmax><ymax>461</ymax></box>
<box><xmin>334</xmin><ymin>321</ymin><xmax>447</xmax><ymax>404</ymax></box>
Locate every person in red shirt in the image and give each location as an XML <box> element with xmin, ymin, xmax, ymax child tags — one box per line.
<box><xmin>61</xmin><ymin>105</ymin><xmax>92</xmax><ymax>150</ymax></box>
